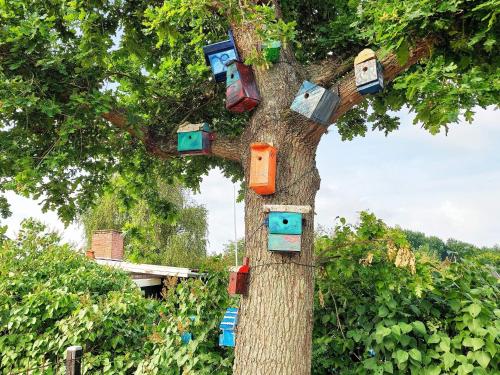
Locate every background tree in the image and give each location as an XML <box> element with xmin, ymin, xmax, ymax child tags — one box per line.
<box><xmin>0</xmin><ymin>0</ymin><xmax>498</xmax><ymax>373</ymax></box>
<box><xmin>80</xmin><ymin>176</ymin><xmax>208</xmax><ymax>267</ymax></box>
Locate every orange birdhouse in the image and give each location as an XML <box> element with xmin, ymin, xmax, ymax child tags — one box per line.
<box><xmin>249</xmin><ymin>143</ymin><xmax>277</xmax><ymax>195</ymax></box>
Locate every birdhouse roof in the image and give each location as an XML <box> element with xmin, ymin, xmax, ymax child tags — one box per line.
<box><xmin>177</xmin><ymin>122</ymin><xmax>211</xmax><ymax>133</ymax></box>
<box><xmin>354</xmin><ymin>49</ymin><xmax>377</xmax><ymax>64</ymax></box>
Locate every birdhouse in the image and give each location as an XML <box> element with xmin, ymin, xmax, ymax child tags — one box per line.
<box><xmin>177</xmin><ymin>122</ymin><xmax>214</xmax><ymax>155</ymax></box>
<box><xmin>249</xmin><ymin>143</ymin><xmax>277</xmax><ymax>195</ymax></box>
<box><xmin>268</xmin><ymin>212</ymin><xmax>302</xmax><ymax>235</ymax></box>
<box><xmin>203</xmin><ymin>30</ymin><xmax>239</xmax><ymax>83</ymax></box>
<box><xmin>263</xmin><ymin>40</ymin><xmax>281</xmax><ymax>63</ymax></box>
<box><xmin>290</xmin><ymin>81</ymin><xmax>340</xmax><ymax>126</ymax></box>
<box><xmin>219</xmin><ymin>308</ymin><xmax>239</xmax><ymax>347</ymax></box>
<box><xmin>225</xmin><ymin>60</ymin><xmax>261</xmax><ymax>113</ymax></box>
<box><xmin>354</xmin><ymin>49</ymin><xmax>384</xmax><ymax>95</ymax></box>
<box><xmin>264</xmin><ymin>205</ymin><xmax>311</xmax><ymax>253</ymax></box>
<box><xmin>268</xmin><ymin>234</ymin><xmax>301</xmax><ymax>252</ymax></box>
<box><xmin>181</xmin><ymin>316</ymin><xmax>196</xmax><ymax>344</ymax></box>
<box><xmin>228</xmin><ymin>257</ymin><xmax>250</xmax><ymax>296</ymax></box>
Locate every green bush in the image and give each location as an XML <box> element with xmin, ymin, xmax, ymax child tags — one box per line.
<box><xmin>0</xmin><ymin>220</ymin><xmax>232</xmax><ymax>374</ymax></box>
<box><xmin>313</xmin><ymin>213</ymin><xmax>499</xmax><ymax>374</ymax></box>
<box><xmin>1</xmin><ymin>216</ymin><xmax>498</xmax><ymax>374</ymax></box>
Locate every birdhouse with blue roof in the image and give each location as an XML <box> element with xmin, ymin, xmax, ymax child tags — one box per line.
<box><xmin>177</xmin><ymin>122</ymin><xmax>213</xmax><ymax>155</ymax></box>
<box><xmin>219</xmin><ymin>308</ymin><xmax>239</xmax><ymax>347</ymax></box>
<box><xmin>203</xmin><ymin>30</ymin><xmax>239</xmax><ymax>83</ymax></box>
<box><xmin>226</xmin><ymin>60</ymin><xmax>261</xmax><ymax>113</ymax></box>
<box><xmin>354</xmin><ymin>49</ymin><xmax>384</xmax><ymax>95</ymax></box>
<box><xmin>264</xmin><ymin>205</ymin><xmax>311</xmax><ymax>253</ymax></box>
<box><xmin>290</xmin><ymin>81</ymin><xmax>340</xmax><ymax>126</ymax></box>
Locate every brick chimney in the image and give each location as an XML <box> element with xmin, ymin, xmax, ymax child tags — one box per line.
<box><xmin>91</xmin><ymin>230</ymin><xmax>124</xmax><ymax>260</ymax></box>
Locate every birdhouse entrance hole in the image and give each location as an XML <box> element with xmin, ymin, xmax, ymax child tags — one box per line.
<box><xmin>304</xmin><ymin>92</ymin><xmax>310</xmax><ymax>99</ymax></box>
<box><xmin>283</xmin><ymin>219</ymin><xmax>288</xmax><ymax>224</ymax></box>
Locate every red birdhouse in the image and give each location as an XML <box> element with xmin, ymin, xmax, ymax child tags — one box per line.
<box><xmin>228</xmin><ymin>257</ymin><xmax>250</xmax><ymax>296</ymax></box>
<box><xmin>226</xmin><ymin>61</ymin><xmax>260</xmax><ymax>113</ymax></box>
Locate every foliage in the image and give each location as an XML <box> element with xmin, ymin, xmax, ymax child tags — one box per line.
<box><xmin>1</xmin><ymin>0</ymin><xmax>498</xmax><ymax>220</ymax></box>
<box><xmin>1</xmin><ymin>215</ymin><xmax>498</xmax><ymax>374</ymax></box>
<box><xmin>80</xmin><ymin>176</ymin><xmax>208</xmax><ymax>267</ymax></box>
<box><xmin>313</xmin><ymin>213</ymin><xmax>500</xmax><ymax>374</ymax></box>
<box><xmin>0</xmin><ymin>220</ymin><xmax>233</xmax><ymax>374</ymax></box>
<box><xmin>405</xmin><ymin>229</ymin><xmax>499</xmax><ymax>265</ymax></box>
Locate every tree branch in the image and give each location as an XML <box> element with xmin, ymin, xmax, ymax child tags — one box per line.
<box><xmin>308</xmin><ymin>38</ymin><xmax>435</xmax><ymax>127</ymax></box>
<box><xmin>102</xmin><ymin>110</ymin><xmax>242</xmax><ymax>162</ymax></box>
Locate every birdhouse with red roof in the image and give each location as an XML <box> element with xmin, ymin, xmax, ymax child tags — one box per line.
<box><xmin>228</xmin><ymin>257</ymin><xmax>250</xmax><ymax>296</ymax></box>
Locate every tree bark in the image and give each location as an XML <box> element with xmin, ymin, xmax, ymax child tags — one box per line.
<box><xmin>232</xmin><ymin>20</ymin><xmax>321</xmax><ymax>375</ymax></box>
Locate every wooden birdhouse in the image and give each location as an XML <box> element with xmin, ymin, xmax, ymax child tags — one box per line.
<box><xmin>354</xmin><ymin>49</ymin><xmax>384</xmax><ymax>95</ymax></box>
<box><xmin>203</xmin><ymin>30</ymin><xmax>239</xmax><ymax>83</ymax></box>
<box><xmin>268</xmin><ymin>212</ymin><xmax>302</xmax><ymax>235</ymax></box>
<box><xmin>225</xmin><ymin>60</ymin><xmax>261</xmax><ymax>113</ymax></box>
<box><xmin>177</xmin><ymin>122</ymin><xmax>214</xmax><ymax>155</ymax></box>
<box><xmin>228</xmin><ymin>257</ymin><xmax>250</xmax><ymax>296</ymax></box>
<box><xmin>249</xmin><ymin>143</ymin><xmax>277</xmax><ymax>195</ymax></box>
<box><xmin>290</xmin><ymin>81</ymin><xmax>340</xmax><ymax>126</ymax></box>
<box><xmin>219</xmin><ymin>308</ymin><xmax>239</xmax><ymax>347</ymax></box>
<box><xmin>264</xmin><ymin>205</ymin><xmax>311</xmax><ymax>253</ymax></box>
<box><xmin>263</xmin><ymin>40</ymin><xmax>281</xmax><ymax>63</ymax></box>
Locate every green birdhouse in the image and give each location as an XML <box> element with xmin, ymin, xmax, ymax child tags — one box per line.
<box><xmin>263</xmin><ymin>40</ymin><xmax>281</xmax><ymax>63</ymax></box>
<box><xmin>177</xmin><ymin>122</ymin><xmax>213</xmax><ymax>155</ymax></box>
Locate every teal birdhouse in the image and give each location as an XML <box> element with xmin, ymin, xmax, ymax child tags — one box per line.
<box><xmin>263</xmin><ymin>205</ymin><xmax>311</xmax><ymax>253</ymax></box>
<box><xmin>263</xmin><ymin>40</ymin><xmax>281</xmax><ymax>63</ymax></box>
<box><xmin>177</xmin><ymin>122</ymin><xmax>213</xmax><ymax>156</ymax></box>
<box><xmin>290</xmin><ymin>81</ymin><xmax>340</xmax><ymax>126</ymax></box>
<box><xmin>268</xmin><ymin>212</ymin><xmax>302</xmax><ymax>235</ymax></box>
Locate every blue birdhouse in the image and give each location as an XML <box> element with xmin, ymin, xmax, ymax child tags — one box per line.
<box><xmin>203</xmin><ymin>30</ymin><xmax>239</xmax><ymax>83</ymax></box>
<box><xmin>290</xmin><ymin>81</ymin><xmax>340</xmax><ymax>126</ymax></box>
<box><xmin>177</xmin><ymin>122</ymin><xmax>213</xmax><ymax>155</ymax></box>
<box><xmin>219</xmin><ymin>308</ymin><xmax>238</xmax><ymax>348</ymax></box>
<box><xmin>354</xmin><ymin>49</ymin><xmax>384</xmax><ymax>95</ymax></box>
<box><xmin>181</xmin><ymin>316</ymin><xmax>196</xmax><ymax>344</ymax></box>
<box><xmin>268</xmin><ymin>212</ymin><xmax>302</xmax><ymax>235</ymax></box>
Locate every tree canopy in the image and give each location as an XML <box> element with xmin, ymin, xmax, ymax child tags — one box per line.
<box><xmin>1</xmin><ymin>0</ymin><xmax>498</xmax><ymax>221</ymax></box>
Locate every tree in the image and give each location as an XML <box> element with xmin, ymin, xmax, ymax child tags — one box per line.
<box><xmin>80</xmin><ymin>176</ymin><xmax>208</xmax><ymax>267</ymax></box>
<box><xmin>1</xmin><ymin>0</ymin><xmax>498</xmax><ymax>373</ymax></box>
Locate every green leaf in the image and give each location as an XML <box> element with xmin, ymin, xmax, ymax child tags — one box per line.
<box><xmin>473</xmin><ymin>351</ymin><xmax>490</xmax><ymax>368</ymax></box>
<box><xmin>428</xmin><ymin>334</ymin><xmax>440</xmax><ymax>344</ymax></box>
<box><xmin>443</xmin><ymin>352</ymin><xmax>455</xmax><ymax>370</ymax></box>
<box><xmin>457</xmin><ymin>363</ymin><xmax>474</xmax><ymax>375</ymax></box>
<box><xmin>394</xmin><ymin>350</ymin><xmax>409</xmax><ymax>364</ymax></box>
<box><xmin>467</xmin><ymin>304</ymin><xmax>481</xmax><ymax>318</ymax></box>
<box><xmin>409</xmin><ymin>348</ymin><xmax>421</xmax><ymax>362</ymax></box>
<box><xmin>463</xmin><ymin>337</ymin><xmax>485</xmax><ymax>351</ymax></box>
<box><xmin>383</xmin><ymin>361</ymin><xmax>394</xmax><ymax>374</ymax></box>
<box><xmin>412</xmin><ymin>321</ymin><xmax>427</xmax><ymax>336</ymax></box>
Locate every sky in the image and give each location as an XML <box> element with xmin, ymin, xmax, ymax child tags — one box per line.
<box><xmin>2</xmin><ymin>106</ymin><xmax>499</xmax><ymax>253</ymax></box>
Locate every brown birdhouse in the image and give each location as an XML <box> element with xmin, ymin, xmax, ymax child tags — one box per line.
<box><xmin>225</xmin><ymin>60</ymin><xmax>261</xmax><ymax>113</ymax></box>
<box><xmin>228</xmin><ymin>257</ymin><xmax>250</xmax><ymax>296</ymax></box>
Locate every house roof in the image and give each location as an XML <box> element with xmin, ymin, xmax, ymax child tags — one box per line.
<box><xmin>95</xmin><ymin>258</ymin><xmax>200</xmax><ymax>278</ymax></box>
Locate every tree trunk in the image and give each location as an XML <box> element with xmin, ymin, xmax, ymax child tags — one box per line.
<box><xmin>232</xmin><ymin>23</ymin><xmax>321</xmax><ymax>375</ymax></box>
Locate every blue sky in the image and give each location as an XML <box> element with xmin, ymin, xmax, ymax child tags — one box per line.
<box><xmin>3</xmin><ymin>106</ymin><xmax>499</xmax><ymax>253</ymax></box>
